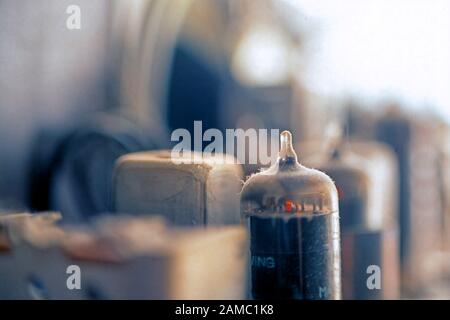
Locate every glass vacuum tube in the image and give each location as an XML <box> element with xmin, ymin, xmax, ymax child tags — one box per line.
<box><xmin>241</xmin><ymin>131</ymin><xmax>341</xmax><ymax>300</ymax></box>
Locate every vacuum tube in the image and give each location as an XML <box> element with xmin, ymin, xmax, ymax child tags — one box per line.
<box><xmin>299</xmin><ymin>127</ymin><xmax>401</xmax><ymax>300</ymax></box>
<box><xmin>241</xmin><ymin>131</ymin><xmax>341</xmax><ymax>300</ymax></box>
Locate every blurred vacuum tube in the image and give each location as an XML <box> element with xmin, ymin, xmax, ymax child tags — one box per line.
<box><xmin>241</xmin><ymin>131</ymin><xmax>341</xmax><ymax>300</ymax></box>
<box><xmin>375</xmin><ymin>106</ymin><xmax>443</xmax><ymax>295</ymax></box>
<box><xmin>300</xmin><ymin>125</ymin><xmax>400</xmax><ymax>299</ymax></box>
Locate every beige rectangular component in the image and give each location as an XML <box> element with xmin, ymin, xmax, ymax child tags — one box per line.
<box><xmin>0</xmin><ymin>212</ymin><xmax>62</xmax><ymax>299</ymax></box>
<box><xmin>1</xmin><ymin>215</ymin><xmax>248</xmax><ymax>300</ymax></box>
<box><xmin>113</xmin><ymin>150</ymin><xmax>243</xmax><ymax>226</ymax></box>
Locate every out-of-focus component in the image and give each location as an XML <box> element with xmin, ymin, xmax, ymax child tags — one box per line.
<box><xmin>113</xmin><ymin>150</ymin><xmax>243</xmax><ymax>226</ymax></box>
<box><xmin>2</xmin><ymin>215</ymin><xmax>247</xmax><ymax>299</ymax></box>
<box><xmin>222</xmin><ymin>4</ymin><xmax>302</xmax><ymax>135</ymax></box>
<box><xmin>345</xmin><ymin>101</ymin><xmax>378</xmax><ymax>140</ymax></box>
<box><xmin>438</xmin><ymin>121</ymin><xmax>450</xmax><ymax>280</ymax></box>
<box><xmin>28</xmin><ymin>113</ymin><xmax>153</xmax><ymax>222</ymax></box>
<box><xmin>346</xmin><ymin>141</ymin><xmax>399</xmax><ymax>230</ymax></box>
<box><xmin>241</xmin><ymin>131</ymin><xmax>341</xmax><ymax>300</ymax></box>
<box><xmin>0</xmin><ymin>212</ymin><xmax>61</xmax><ymax>299</ymax></box>
<box><xmin>439</xmin><ymin>122</ymin><xmax>450</xmax><ymax>249</ymax></box>
<box><xmin>0</xmin><ymin>0</ymin><xmax>193</xmax><ymax>211</ymax></box>
<box><xmin>299</xmin><ymin>131</ymin><xmax>400</xmax><ymax>299</ymax></box>
<box><xmin>0</xmin><ymin>0</ymin><xmax>111</xmax><ymax>207</ymax></box>
<box><xmin>176</xmin><ymin>0</ymin><xmax>316</xmax><ymax>143</ymax></box>
<box><xmin>375</xmin><ymin>107</ymin><xmax>443</xmax><ymax>294</ymax></box>
<box><xmin>115</xmin><ymin>0</ymin><xmax>194</xmax><ymax>141</ymax></box>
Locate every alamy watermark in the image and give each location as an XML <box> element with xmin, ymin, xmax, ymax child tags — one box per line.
<box><xmin>66</xmin><ymin>265</ymin><xmax>81</xmax><ymax>290</ymax></box>
<box><xmin>366</xmin><ymin>265</ymin><xmax>381</xmax><ymax>290</ymax></box>
<box><xmin>66</xmin><ymin>5</ymin><xmax>81</xmax><ymax>30</ymax></box>
<box><xmin>171</xmin><ymin>121</ymin><xmax>280</xmax><ymax>165</ymax></box>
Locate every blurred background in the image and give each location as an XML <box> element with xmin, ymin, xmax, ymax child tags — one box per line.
<box><xmin>0</xmin><ymin>0</ymin><xmax>450</xmax><ymax>299</ymax></box>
